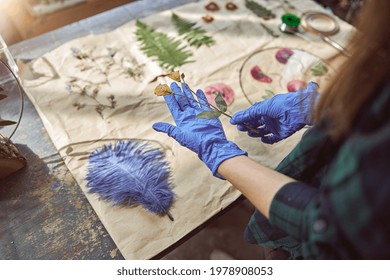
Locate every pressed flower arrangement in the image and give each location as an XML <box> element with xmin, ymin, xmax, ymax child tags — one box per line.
<box><xmin>154</xmin><ymin>71</ymin><xmax>259</xmax><ymax>134</ymax></box>
<box><xmin>239</xmin><ymin>47</ymin><xmax>331</xmax><ymax>103</ymax></box>
<box><xmin>154</xmin><ymin>71</ymin><xmax>232</xmax><ymax>119</ymax></box>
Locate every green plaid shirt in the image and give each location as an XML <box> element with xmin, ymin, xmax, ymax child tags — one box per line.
<box><xmin>244</xmin><ymin>84</ymin><xmax>390</xmax><ymax>259</ymax></box>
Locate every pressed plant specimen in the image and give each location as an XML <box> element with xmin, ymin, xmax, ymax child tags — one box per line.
<box><xmin>66</xmin><ymin>46</ymin><xmax>145</xmax><ymax>118</ymax></box>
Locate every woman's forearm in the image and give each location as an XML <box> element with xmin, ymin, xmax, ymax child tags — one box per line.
<box><xmin>217</xmin><ymin>155</ymin><xmax>295</xmax><ymax>218</ymax></box>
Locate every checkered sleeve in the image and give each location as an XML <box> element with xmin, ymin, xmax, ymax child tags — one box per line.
<box><xmin>269</xmin><ymin>121</ymin><xmax>390</xmax><ymax>259</ymax></box>
<box><xmin>269</xmin><ymin>181</ymin><xmax>318</xmax><ymax>240</ymax></box>
<box><xmin>244</xmin><ymin>126</ymin><xmax>335</xmax><ymax>258</ymax></box>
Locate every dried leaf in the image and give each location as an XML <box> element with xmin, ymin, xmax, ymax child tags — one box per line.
<box><xmin>92</xmin><ymin>88</ymin><xmax>99</xmax><ymax>97</ymax></box>
<box><xmin>71</xmin><ymin>47</ymin><xmax>89</xmax><ymax>60</ymax></box>
<box><xmin>196</xmin><ymin>110</ymin><xmax>221</xmax><ymax>119</ymax></box>
<box><xmin>245</xmin><ymin>0</ymin><xmax>275</xmax><ymax>20</ymax></box>
<box><xmin>65</xmin><ymin>146</ymin><xmax>73</xmax><ymax>155</ymax></box>
<box><xmin>311</xmin><ymin>62</ymin><xmax>328</xmax><ymax>76</ymax></box>
<box><xmin>260</xmin><ymin>23</ymin><xmax>279</xmax><ymax>38</ymax></box>
<box><xmin>0</xmin><ymin>94</ymin><xmax>8</xmax><ymax>101</ymax></box>
<box><xmin>155</xmin><ymin>84</ymin><xmax>173</xmax><ymax>96</ymax></box>
<box><xmin>167</xmin><ymin>71</ymin><xmax>181</xmax><ymax>82</ymax></box>
<box><xmin>107</xmin><ymin>47</ymin><xmax>117</xmax><ymax>57</ymax></box>
<box><xmin>0</xmin><ymin>120</ymin><xmax>17</xmax><ymax>126</ymax></box>
<box><xmin>215</xmin><ymin>93</ymin><xmax>227</xmax><ymax>112</ymax></box>
<box><xmin>73</xmin><ymin>102</ymin><xmax>86</xmax><ymax>110</ymax></box>
<box><xmin>79</xmin><ymin>156</ymin><xmax>90</xmax><ymax>161</ymax></box>
<box><xmin>68</xmin><ymin>151</ymin><xmax>90</xmax><ymax>156</ymax></box>
<box><xmin>65</xmin><ymin>83</ymin><xmax>73</xmax><ymax>93</ymax></box>
<box><xmin>263</xmin><ymin>89</ymin><xmax>275</xmax><ymax>99</ymax></box>
<box><xmin>148</xmin><ymin>74</ymin><xmax>165</xmax><ymax>83</ymax></box>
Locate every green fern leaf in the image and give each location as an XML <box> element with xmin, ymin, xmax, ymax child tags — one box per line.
<box><xmin>171</xmin><ymin>12</ymin><xmax>197</xmax><ymax>32</ymax></box>
<box><xmin>135</xmin><ymin>20</ymin><xmax>193</xmax><ymax>71</ymax></box>
<box><xmin>245</xmin><ymin>0</ymin><xmax>275</xmax><ymax>20</ymax></box>
<box><xmin>171</xmin><ymin>13</ymin><xmax>215</xmax><ymax>48</ymax></box>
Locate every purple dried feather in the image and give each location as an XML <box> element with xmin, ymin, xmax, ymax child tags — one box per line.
<box><xmin>86</xmin><ymin>140</ymin><xmax>174</xmax><ymax>221</ymax></box>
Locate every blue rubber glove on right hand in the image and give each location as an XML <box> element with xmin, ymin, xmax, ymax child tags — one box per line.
<box><xmin>230</xmin><ymin>82</ymin><xmax>319</xmax><ymax>144</ymax></box>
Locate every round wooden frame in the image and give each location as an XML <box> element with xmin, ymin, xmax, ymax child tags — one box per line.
<box><xmin>301</xmin><ymin>11</ymin><xmax>340</xmax><ymax>36</ymax></box>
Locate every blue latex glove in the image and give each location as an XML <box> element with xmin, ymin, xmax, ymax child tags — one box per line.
<box><xmin>153</xmin><ymin>82</ymin><xmax>247</xmax><ymax>179</ymax></box>
<box><xmin>230</xmin><ymin>82</ymin><xmax>319</xmax><ymax>144</ymax></box>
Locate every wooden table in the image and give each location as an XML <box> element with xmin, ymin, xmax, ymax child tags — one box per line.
<box><xmin>1</xmin><ymin>0</ymin><xmax>198</xmax><ymax>260</ymax></box>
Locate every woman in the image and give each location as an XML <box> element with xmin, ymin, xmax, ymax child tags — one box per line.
<box><xmin>153</xmin><ymin>0</ymin><xmax>390</xmax><ymax>259</ymax></box>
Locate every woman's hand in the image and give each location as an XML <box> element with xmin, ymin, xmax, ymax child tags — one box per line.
<box><xmin>153</xmin><ymin>82</ymin><xmax>246</xmax><ymax>178</ymax></box>
<box><xmin>230</xmin><ymin>82</ymin><xmax>319</xmax><ymax>144</ymax></box>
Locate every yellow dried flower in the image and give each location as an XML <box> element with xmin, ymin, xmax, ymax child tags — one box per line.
<box><xmin>154</xmin><ymin>84</ymin><xmax>172</xmax><ymax>96</ymax></box>
<box><xmin>167</xmin><ymin>71</ymin><xmax>181</xmax><ymax>82</ymax></box>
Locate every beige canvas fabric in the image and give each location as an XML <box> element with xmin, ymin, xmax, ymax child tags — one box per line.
<box><xmin>20</xmin><ymin>0</ymin><xmax>354</xmax><ymax>259</ymax></box>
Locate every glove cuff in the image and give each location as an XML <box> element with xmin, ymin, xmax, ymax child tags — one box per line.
<box><xmin>299</xmin><ymin>82</ymin><xmax>320</xmax><ymax>125</ymax></box>
<box><xmin>200</xmin><ymin>141</ymin><xmax>247</xmax><ymax>180</ymax></box>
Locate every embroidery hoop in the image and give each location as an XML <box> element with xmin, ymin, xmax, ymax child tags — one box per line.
<box><xmin>0</xmin><ymin>59</ymin><xmax>26</xmax><ymax>179</ymax></box>
<box><xmin>239</xmin><ymin>47</ymin><xmax>333</xmax><ymax>106</ymax></box>
<box><xmin>0</xmin><ymin>59</ymin><xmax>24</xmax><ymax>141</ymax></box>
<box><xmin>301</xmin><ymin>11</ymin><xmax>340</xmax><ymax>36</ymax></box>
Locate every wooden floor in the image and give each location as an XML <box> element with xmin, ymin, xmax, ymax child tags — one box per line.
<box><xmin>0</xmin><ymin>0</ymin><xmax>135</xmax><ymax>45</ymax></box>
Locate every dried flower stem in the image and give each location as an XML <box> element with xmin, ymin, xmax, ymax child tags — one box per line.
<box><xmin>180</xmin><ymin>77</ymin><xmax>259</xmax><ymax>133</ymax></box>
<box><xmin>154</xmin><ymin>71</ymin><xmax>259</xmax><ymax>134</ymax></box>
<box><xmin>181</xmin><ymin>81</ymin><xmax>233</xmax><ymax>119</ymax></box>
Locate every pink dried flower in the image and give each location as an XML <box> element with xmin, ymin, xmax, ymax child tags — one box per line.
<box><xmin>202</xmin><ymin>15</ymin><xmax>214</xmax><ymax>23</ymax></box>
<box><xmin>250</xmin><ymin>66</ymin><xmax>272</xmax><ymax>83</ymax></box>
<box><xmin>226</xmin><ymin>2</ymin><xmax>238</xmax><ymax>11</ymax></box>
<box><xmin>204</xmin><ymin>83</ymin><xmax>235</xmax><ymax>106</ymax></box>
<box><xmin>205</xmin><ymin>2</ymin><xmax>220</xmax><ymax>12</ymax></box>
<box><xmin>275</xmin><ymin>48</ymin><xmax>294</xmax><ymax>64</ymax></box>
<box><xmin>287</xmin><ymin>80</ymin><xmax>306</xmax><ymax>92</ymax></box>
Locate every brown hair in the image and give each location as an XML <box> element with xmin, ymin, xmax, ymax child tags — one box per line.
<box><xmin>313</xmin><ymin>0</ymin><xmax>390</xmax><ymax>138</ymax></box>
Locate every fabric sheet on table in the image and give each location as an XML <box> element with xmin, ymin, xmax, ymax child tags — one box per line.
<box><xmin>19</xmin><ymin>0</ymin><xmax>354</xmax><ymax>259</ymax></box>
